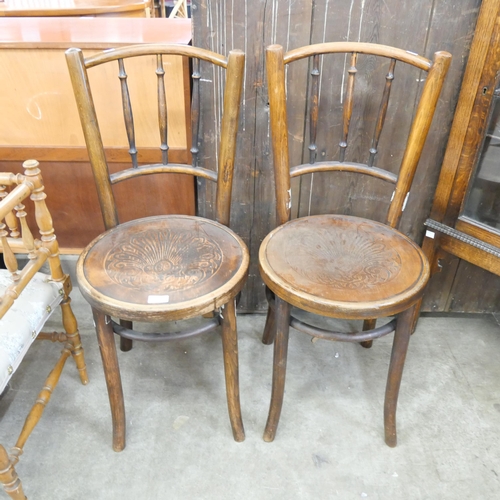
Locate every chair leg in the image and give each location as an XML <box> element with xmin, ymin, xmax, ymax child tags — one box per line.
<box><xmin>60</xmin><ymin>298</ymin><xmax>89</xmax><ymax>385</ymax></box>
<box><xmin>384</xmin><ymin>305</ymin><xmax>414</xmax><ymax>447</ymax></box>
<box><xmin>93</xmin><ymin>309</ymin><xmax>126</xmax><ymax>452</ymax></box>
<box><xmin>263</xmin><ymin>297</ymin><xmax>291</xmax><ymax>442</ymax></box>
<box><xmin>14</xmin><ymin>347</ymin><xmax>71</xmax><ymax>456</ymax></box>
<box><xmin>119</xmin><ymin>320</ymin><xmax>134</xmax><ymax>352</ymax></box>
<box><xmin>0</xmin><ymin>446</ymin><xmax>26</xmax><ymax>500</ymax></box>
<box><xmin>262</xmin><ymin>304</ymin><xmax>276</xmax><ymax>345</ymax></box>
<box><xmin>220</xmin><ymin>299</ymin><xmax>245</xmax><ymax>442</ymax></box>
<box><xmin>360</xmin><ymin>319</ymin><xmax>376</xmax><ymax>348</ymax></box>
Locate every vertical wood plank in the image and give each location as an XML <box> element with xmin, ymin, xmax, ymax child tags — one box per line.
<box><xmin>193</xmin><ymin>0</ymin><xmax>483</xmax><ymax>311</ymax></box>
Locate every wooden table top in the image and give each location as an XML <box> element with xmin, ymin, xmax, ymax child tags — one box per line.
<box><xmin>0</xmin><ymin>17</ymin><xmax>192</xmax><ymax>48</ymax></box>
<box><xmin>0</xmin><ymin>0</ymin><xmax>149</xmax><ymax>17</ymax></box>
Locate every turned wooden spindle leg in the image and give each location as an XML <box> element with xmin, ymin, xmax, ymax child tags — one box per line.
<box><xmin>220</xmin><ymin>299</ymin><xmax>245</xmax><ymax>442</ymax></box>
<box><xmin>384</xmin><ymin>305</ymin><xmax>414</xmax><ymax>447</ymax></box>
<box><xmin>93</xmin><ymin>309</ymin><xmax>126</xmax><ymax>451</ymax></box>
<box><xmin>360</xmin><ymin>319</ymin><xmax>376</xmax><ymax>349</ymax></box>
<box><xmin>60</xmin><ymin>298</ymin><xmax>88</xmax><ymax>385</ymax></box>
<box><xmin>13</xmin><ymin>347</ymin><xmax>71</xmax><ymax>468</ymax></box>
<box><xmin>263</xmin><ymin>297</ymin><xmax>291</xmax><ymax>442</ymax></box>
<box><xmin>0</xmin><ymin>445</ymin><xmax>26</xmax><ymax>500</ymax></box>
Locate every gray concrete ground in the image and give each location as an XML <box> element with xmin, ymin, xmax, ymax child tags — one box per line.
<box><xmin>1</xmin><ymin>287</ymin><xmax>500</xmax><ymax>500</ymax></box>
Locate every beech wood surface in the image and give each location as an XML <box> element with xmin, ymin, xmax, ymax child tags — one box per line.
<box><xmin>260</xmin><ymin>215</ymin><xmax>429</xmax><ymax>320</ymax></box>
<box><xmin>67</xmin><ymin>43</ymin><xmax>247</xmax><ymax>449</ymax></box>
<box><xmin>261</xmin><ymin>41</ymin><xmax>450</xmax><ymax>447</ymax></box>
<box><xmin>78</xmin><ymin>216</ymin><xmax>249</xmax><ymax>321</ymax></box>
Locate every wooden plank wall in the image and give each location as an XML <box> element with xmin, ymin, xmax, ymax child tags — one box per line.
<box><xmin>193</xmin><ymin>0</ymin><xmax>482</xmax><ymax>312</ymax></box>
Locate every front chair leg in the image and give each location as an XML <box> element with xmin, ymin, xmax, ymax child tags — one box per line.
<box><xmin>384</xmin><ymin>305</ymin><xmax>414</xmax><ymax>447</ymax></box>
<box><xmin>220</xmin><ymin>299</ymin><xmax>245</xmax><ymax>442</ymax></box>
<box><xmin>263</xmin><ymin>296</ymin><xmax>291</xmax><ymax>442</ymax></box>
<box><xmin>60</xmin><ymin>298</ymin><xmax>89</xmax><ymax>385</ymax></box>
<box><xmin>0</xmin><ymin>445</ymin><xmax>26</xmax><ymax>500</ymax></box>
<box><xmin>93</xmin><ymin>309</ymin><xmax>126</xmax><ymax>452</ymax></box>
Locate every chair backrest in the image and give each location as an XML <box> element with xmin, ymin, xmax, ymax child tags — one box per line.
<box><xmin>65</xmin><ymin>44</ymin><xmax>244</xmax><ymax>230</ymax></box>
<box><xmin>266</xmin><ymin>43</ymin><xmax>451</xmax><ymax>229</ymax></box>
<box><xmin>0</xmin><ymin>160</ymin><xmax>65</xmax><ymax>318</ymax></box>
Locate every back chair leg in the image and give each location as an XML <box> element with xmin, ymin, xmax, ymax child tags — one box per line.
<box><xmin>93</xmin><ymin>309</ymin><xmax>126</xmax><ymax>452</ymax></box>
<box><xmin>60</xmin><ymin>298</ymin><xmax>89</xmax><ymax>385</ymax></box>
<box><xmin>119</xmin><ymin>321</ymin><xmax>134</xmax><ymax>352</ymax></box>
<box><xmin>220</xmin><ymin>299</ymin><xmax>245</xmax><ymax>442</ymax></box>
<box><xmin>262</xmin><ymin>305</ymin><xmax>276</xmax><ymax>345</ymax></box>
<box><xmin>0</xmin><ymin>445</ymin><xmax>25</xmax><ymax>500</ymax></box>
<box><xmin>263</xmin><ymin>297</ymin><xmax>291</xmax><ymax>442</ymax></box>
<box><xmin>384</xmin><ymin>305</ymin><xmax>415</xmax><ymax>447</ymax></box>
<box><xmin>360</xmin><ymin>319</ymin><xmax>376</xmax><ymax>349</ymax></box>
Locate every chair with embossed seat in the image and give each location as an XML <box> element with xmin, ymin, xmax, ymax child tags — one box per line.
<box><xmin>0</xmin><ymin>160</ymin><xmax>88</xmax><ymax>500</ymax></box>
<box><xmin>260</xmin><ymin>43</ymin><xmax>451</xmax><ymax>447</ymax></box>
<box><xmin>65</xmin><ymin>44</ymin><xmax>246</xmax><ymax>451</ymax></box>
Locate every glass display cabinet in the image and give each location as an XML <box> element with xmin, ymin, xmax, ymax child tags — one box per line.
<box><xmin>422</xmin><ymin>0</ymin><xmax>500</xmax><ymax>312</ymax></box>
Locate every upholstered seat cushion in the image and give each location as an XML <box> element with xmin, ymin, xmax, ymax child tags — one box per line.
<box><xmin>0</xmin><ymin>270</ymin><xmax>64</xmax><ymax>393</ymax></box>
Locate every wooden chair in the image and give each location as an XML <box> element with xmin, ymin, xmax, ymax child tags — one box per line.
<box><xmin>0</xmin><ymin>160</ymin><xmax>88</xmax><ymax>500</ymax></box>
<box><xmin>65</xmin><ymin>44</ymin><xmax>246</xmax><ymax>451</ymax></box>
<box><xmin>261</xmin><ymin>43</ymin><xmax>451</xmax><ymax>447</ymax></box>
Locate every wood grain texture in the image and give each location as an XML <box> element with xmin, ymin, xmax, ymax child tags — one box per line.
<box><xmin>68</xmin><ymin>43</ymin><xmax>248</xmax><ymax>449</ymax></box>
<box><xmin>259</xmin><ymin>215</ymin><xmax>429</xmax><ymax>319</ymax></box>
<box><xmin>193</xmin><ymin>0</ymin><xmax>481</xmax><ymax>312</ymax></box>
<box><xmin>78</xmin><ymin>216</ymin><xmax>249</xmax><ymax>321</ymax></box>
<box><xmin>0</xmin><ymin>0</ymin><xmax>148</xmax><ymax>17</ymax></box>
<box><xmin>418</xmin><ymin>0</ymin><xmax>500</xmax><ymax>313</ymax></box>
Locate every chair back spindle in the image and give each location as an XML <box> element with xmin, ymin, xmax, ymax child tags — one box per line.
<box><xmin>368</xmin><ymin>59</ymin><xmax>396</xmax><ymax>168</ymax></box>
<box><xmin>156</xmin><ymin>55</ymin><xmax>169</xmax><ymax>165</ymax></box>
<box><xmin>339</xmin><ymin>52</ymin><xmax>358</xmax><ymax>163</ymax></box>
<box><xmin>66</xmin><ymin>45</ymin><xmax>244</xmax><ymax>231</ymax></box>
<box><xmin>118</xmin><ymin>59</ymin><xmax>139</xmax><ymax>169</ymax></box>
<box><xmin>191</xmin><ymin>58</ymin><xmax>201</xmax><ymax>168</ymax></box>
<box><xmin>267</xmin><ymin>43</ymin><xmax>451</xmax><ymax>229</ymax></box>
<box><xmin>308</xmin><ymin>54</ymin><xmax>320</xmax><ymax>165</ymax></box>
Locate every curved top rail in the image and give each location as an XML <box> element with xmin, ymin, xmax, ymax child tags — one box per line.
<box><xmin>281</xmin><ymin>42</ymin><xmax>433</xmax><ymax>71</ymax></box>
<box><xmin>69</xmin><ymin>44</ymin><xmax>235</xmax><ymax>69</ymax></box>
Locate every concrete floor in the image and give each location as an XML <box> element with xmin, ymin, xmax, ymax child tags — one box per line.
<box><xmin>1</xmin><ymin>287</ymin><xmax>500</xmax><ymax>499</ymax></box>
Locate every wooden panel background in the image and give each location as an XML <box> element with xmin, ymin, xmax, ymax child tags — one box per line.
<box><xmin>192</xmin><ymin>0</ymin><xmax>483</xmax><ymax>312</ymax></box>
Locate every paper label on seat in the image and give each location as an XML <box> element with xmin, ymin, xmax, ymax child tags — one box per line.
<box><xmin>147</xmin><ymin>295</ymin><xmax>170</xmax><ymax>304</ymax></box>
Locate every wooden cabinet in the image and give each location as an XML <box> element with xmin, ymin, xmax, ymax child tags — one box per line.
<box><xmin>0</xmin><ymin>0</ymin><xmax>149</xmax><ymax>17</ymax></box>
<box><xmin>0</xmin><ymin>18</ymin><xmax>194</xmax><ymax>251</ymax></box>
<box><xmin>422</xmin><ymin>0</ymin><xmax>500</xmax><ymax>313</ymax></box>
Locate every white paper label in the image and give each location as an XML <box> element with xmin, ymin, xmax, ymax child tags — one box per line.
<box><xmin>147</xmin><ymin>295</ymin><xmax>170</xmax><ymax>304</ymax></box>
<box><xmin>425</xmin><ymin>230</ymin><xmax>435</xmax><ymax>239</ymax></box>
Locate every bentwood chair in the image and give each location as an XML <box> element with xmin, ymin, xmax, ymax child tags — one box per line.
<box><xmin>0</xmin><ymin>160</ymin><xmax>88</xmax><ymax>500</ymax></box>
<box><xmin>66</xmin><ymin>45</ymin><xmax>247</xmax><ymax>451</ymax></box>
<box><xmin>260</xmin><ymin>43</ymin><xmax>451</xmax><ymax>447</ymax></box>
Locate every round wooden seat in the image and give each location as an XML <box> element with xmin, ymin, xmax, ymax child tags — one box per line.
<box><xmin>77</xmin><ymin>215</ymin><xmax>249</xmax><ymax>322</ymax></box>
<box><xmin>259</xmin><ymin>214</ymin><xmax>430</xmax><ymax>319</ymax></box>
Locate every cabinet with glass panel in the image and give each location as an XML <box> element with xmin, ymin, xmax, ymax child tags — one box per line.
<box><xmin>422</xmin><ymin>0</ymin><xmax>500</xmax><ymax>312</ymax></box>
